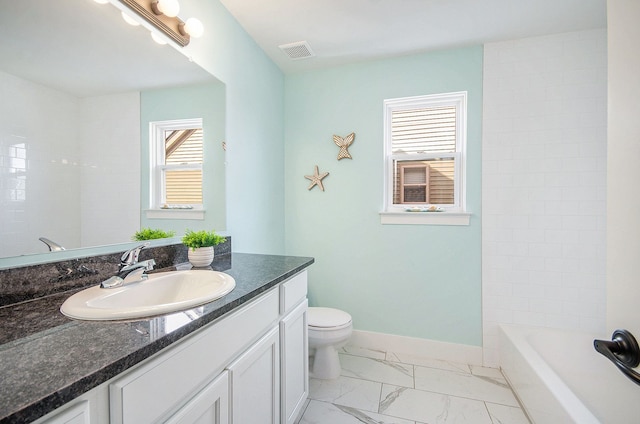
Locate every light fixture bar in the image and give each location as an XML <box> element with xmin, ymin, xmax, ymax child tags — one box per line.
<box><xmin>119</xmin><ymin>0</ymin><xmax>190</xmax><ymax>46</ymax></box>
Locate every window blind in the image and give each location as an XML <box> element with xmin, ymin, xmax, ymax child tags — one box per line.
<box><xmin>165</xmin><ymin>170</ymin><xmax>202</xmax><ymax>204</ymax></box>
<box><xmin>391</xmin><ymin>106</ymin><xmax>456</xmax><ymax>154</ymax></box>
<box><xmin>166</xmin><ymin>128</ymin><xmax>203</xmax><ymax>164</ymax></box>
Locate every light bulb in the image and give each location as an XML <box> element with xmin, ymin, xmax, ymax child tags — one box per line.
<box><xmin>121</xmin><ymin>11</ymin><xmax>140</xmax><ymax>26</ymax></box>
<box><xmin>156</xmin><ymin>0</ymin><xmax>180</xmax><ymax>17</ymax></box>
<box><xmin>183</xmin><ymin>18</ymin><xmax>204</xmax><ymax>38</ymax></box>
<box><xmin>151</xmin><ymin>32</ymin><xmax>168</xmax><ymax>45</ymax></box>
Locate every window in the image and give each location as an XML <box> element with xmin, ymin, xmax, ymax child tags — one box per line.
<box><xmin>149</xmin><ymin>119</ymin><xmax>204</xmax><ymax>216</ymax></box>
<box><xmin>382</xmin><ymin>92</ymin><xmax>468</xmax><ymax>225</ymax></box>
<box><xmin>398</xmin><ymin>162</ymin><xmax>429</xmax><ymax>203</ymax></box>
<box><xmin>164</xmin><ymin>128</ymin><xmax>203</xmax><ymax>205</ymax></box>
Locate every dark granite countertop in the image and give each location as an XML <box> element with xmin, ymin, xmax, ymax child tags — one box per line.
<box><xmin>0</xmin><ymin>253</ymin><xmax>314</xmax><ymax>423</ymax></box>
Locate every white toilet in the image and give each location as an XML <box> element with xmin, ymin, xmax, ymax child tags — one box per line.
<box><xmin>308</xmin><ymin>307</ymin><xmax>353</xmax><ymax>380</ymax></box>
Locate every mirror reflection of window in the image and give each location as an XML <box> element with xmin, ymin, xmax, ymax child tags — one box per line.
<box><xmin>7</xmin><ymin>142</ymin><xmax>27</xmax><ymax>202</ymax></box>
<box><xmin>163</xmin><ymin>128</ymin><xmax>203</xmax><ymax>206</ymax></box>
<box><xmin>150</xmin><ymin>118</ymin><xmax>204</xmax><ymax>210</ymax></box>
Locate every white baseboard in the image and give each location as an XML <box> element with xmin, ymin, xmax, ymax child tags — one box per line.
<box><xmin>347</xmin><ymin>329</ymin><xmax>483</xmax><ymax>366</ymax></box>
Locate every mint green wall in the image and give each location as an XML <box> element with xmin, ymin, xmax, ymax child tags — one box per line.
<box><xmin>284</xmin><ymin>46</ymin><xmax>483</xmax><ymax>345</ymax></box>
<box><xmin>140</xmin><ymin>82</ymin><xmax>226</xmax><ymax>235</ymax></box>
<box><xmin>181</xmin><ymin>0</ymin><xmax>285</xmax><ymax>254</ymax></box>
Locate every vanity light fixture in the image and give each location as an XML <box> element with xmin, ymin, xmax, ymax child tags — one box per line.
<box><xmin>121</xmin><ymin>10</ymin><xmax>141</xmax><ymax>26</ymax></box>
<box><xmin>182</xmin><ymin>17</ymin><xmax>204</xmax><ymax>38</ymax></box>
<box><xmin>118</xmin><ymin>0</ymin><xmax>203</xmax><ymax>47</ymax></box>
<box><xmin>152</xmin><ymin>0</ymin><xmax>179</xmax><ymax>17</ymax></box>
<box><xmin>151</xmin><ymin>31</ymin><xmax>168</xmax><ymax>45</ymax></box>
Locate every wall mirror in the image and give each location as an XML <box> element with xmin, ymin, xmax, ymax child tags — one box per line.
<box><xmin>0</xmin><ymin>0</ymin><xmax>226</xmax><ymax>267</ymax></box>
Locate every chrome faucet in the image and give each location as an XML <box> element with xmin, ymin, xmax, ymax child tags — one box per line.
<box><xmin>39</xmin><ymin>237</ymin><xmax>65</xmax><ymax>252</ymax></box>
<box><xmin>100</xmin><ymin>243</ymin><xmax>156</xmax><ymax>289</ymax></box>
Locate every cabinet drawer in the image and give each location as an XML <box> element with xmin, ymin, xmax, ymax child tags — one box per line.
<box><xmin>280</xmin><ymin>271</ymin><xmax>307</xmax><ymax>314</ymax></box>
<box><xmin>110</xmin><ymin>289</ymin><xmax>279</xmax><ymax>424</ymax></box>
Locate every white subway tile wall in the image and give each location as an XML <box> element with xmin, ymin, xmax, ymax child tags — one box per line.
<box><xmin>79</xmin><ymin>93</ymin><xmax>140</xmax><ymax>248</ymax></box>
<box><xmin>0</xmin><ymin>70</ymin><xmax>82</xmax><ymax>257</ymax></box>
<box><xmin>0</xmin><ymin>70</ymin><xmax>139</xmax><ymax>257</ymax></box>
<box><xmin>482</xmin><ymin>29</ymin><xmax>608</xmax><ymax>366</ymax></box>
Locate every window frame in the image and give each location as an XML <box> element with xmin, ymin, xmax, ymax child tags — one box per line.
<box><xmin>381</xmin><ymin>92</ymin><xmax>469</xmax><ymax>225</ymax></box>
<box><xmin>148</xmin><ymin>118</ymin><xmax>205</xmax><ymax>219</ymax></box>
<box><xmin>398</xmin><ymin>162</ymin><xmax>430</xmax><ymax>204</ymax></box>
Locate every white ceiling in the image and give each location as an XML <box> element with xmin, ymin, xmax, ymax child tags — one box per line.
<box><xmin>219</xmin><ymin>0</ymin><xmax>607</xmax><ymax>74</ymax></box>
<box><xmin>0</xmin><ymin>0</ymin><xmax>608</xmax><ymax>95</ymax></box>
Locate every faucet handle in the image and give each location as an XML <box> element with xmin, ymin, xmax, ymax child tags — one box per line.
<box><xmin>120</xmin><ymin>242</ymin><xmax>150</xmax><ymax>265</ymax></box>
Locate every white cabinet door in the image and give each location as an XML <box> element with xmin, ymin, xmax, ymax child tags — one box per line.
<box><xmin>228</xmin><ymin>327</ymin><xmax>280</xmax><ymax>424</ymax></box>
<box><xmin>110</xmin><ymin>290</ymin><xmax>279</xmax><ymax>424</ymax></box>
<box><xmin>165</xmin><ymin>371</ymin><xmax>229</xmax><ymax>424</ymax></box>
<box><xmin>280</xmin><ymin>300</ymin><xmax>308</xmax><ymax>424</ymax></box>
<box><xmin>36</xmin><ymin>401</ymin><xmax>91</xmax><ymax>424</ymax></box>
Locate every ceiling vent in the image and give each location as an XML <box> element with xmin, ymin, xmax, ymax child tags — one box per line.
<box><xmin>279</xmin><ymin>41</ymin><xmax>315</xmax><ymax>60</ymax></box>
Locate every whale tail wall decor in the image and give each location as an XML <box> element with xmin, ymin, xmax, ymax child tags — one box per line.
<box><xmin>333</xmin><ymin>132</ymin><xmax>355</xmax><ymax>160</ymax></box>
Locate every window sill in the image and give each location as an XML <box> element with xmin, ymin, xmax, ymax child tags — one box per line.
<box><xmin>145</xmin><ymin>209</ymin><xmax>205</xmax><ymax>220</ymax></box>
<box><xmin>379</xmin><ymin>211</ymin><xmax>471</xmax><ymax>226</ymax></box>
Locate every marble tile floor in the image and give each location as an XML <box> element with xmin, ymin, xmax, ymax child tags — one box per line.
<box><xmin>296</xmin><ymin>346</ymin><xmax>531</xmax><ymax>424</ymax></box>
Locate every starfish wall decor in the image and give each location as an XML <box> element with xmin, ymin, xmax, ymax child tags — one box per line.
<box><xmin>304</xmin><ymin>165</ymin><xmax>329</xmax><ymax>191</ymax></box>
<box><xmin>333</xmin><ymin>132</ymin><xmax>355</xmax><ymax>160</ymax></box>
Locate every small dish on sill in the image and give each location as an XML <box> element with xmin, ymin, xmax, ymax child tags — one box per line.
<box><xmin>404</xmin><ymin>206</ymin><xmax>444</xmax><ymax>212</ymax></box>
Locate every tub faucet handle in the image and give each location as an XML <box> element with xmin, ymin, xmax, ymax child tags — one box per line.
<box><xmin>594</xmin><ymin>329</ymin><xmax>640</xmax><ymax>387</ymax></box>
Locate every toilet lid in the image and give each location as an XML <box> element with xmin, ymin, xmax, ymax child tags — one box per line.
<box><xmin>308</xmin><ymin>307</ymin><xmax>352</xmax><ymax>328</ymax></box>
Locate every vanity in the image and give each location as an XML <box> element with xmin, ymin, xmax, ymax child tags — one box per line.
<box><xmin>0</xmin><ymin>252</ymin><xmax>313</xmax><ymax>424</ymax></box>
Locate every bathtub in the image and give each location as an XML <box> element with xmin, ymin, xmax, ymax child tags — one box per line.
<box><xmin>499</xmin><ymin>324</ymin><xmax>639</xmax><ymax>423</ymax></box>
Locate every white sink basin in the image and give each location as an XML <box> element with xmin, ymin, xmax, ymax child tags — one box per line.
<box><xmin>60</xmin><ymin>270</ymin><xmax>236</xmax><ymax>321</ymax></box>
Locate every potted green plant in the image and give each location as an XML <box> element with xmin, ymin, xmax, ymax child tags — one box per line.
<box><xmin>182</xmin><ymin>229</ymin><xmax>226</xmax><ymax>267</ymax></box>
<box><xmin>132</xmin><ymin>227</ymin><xmax>176</xmax><ymax>241</ymax></box>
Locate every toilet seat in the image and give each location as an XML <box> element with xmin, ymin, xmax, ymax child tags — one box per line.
<box><xmin>308</xmin><ymin>307</ymin><xmax>352</xmax><ymax>329</ymax></box>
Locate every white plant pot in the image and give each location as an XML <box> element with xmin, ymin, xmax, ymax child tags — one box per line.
<box><xmin>188</xmin><ymin>246</ymin><xmax>214</xmax><ymax>267</ymax></box>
